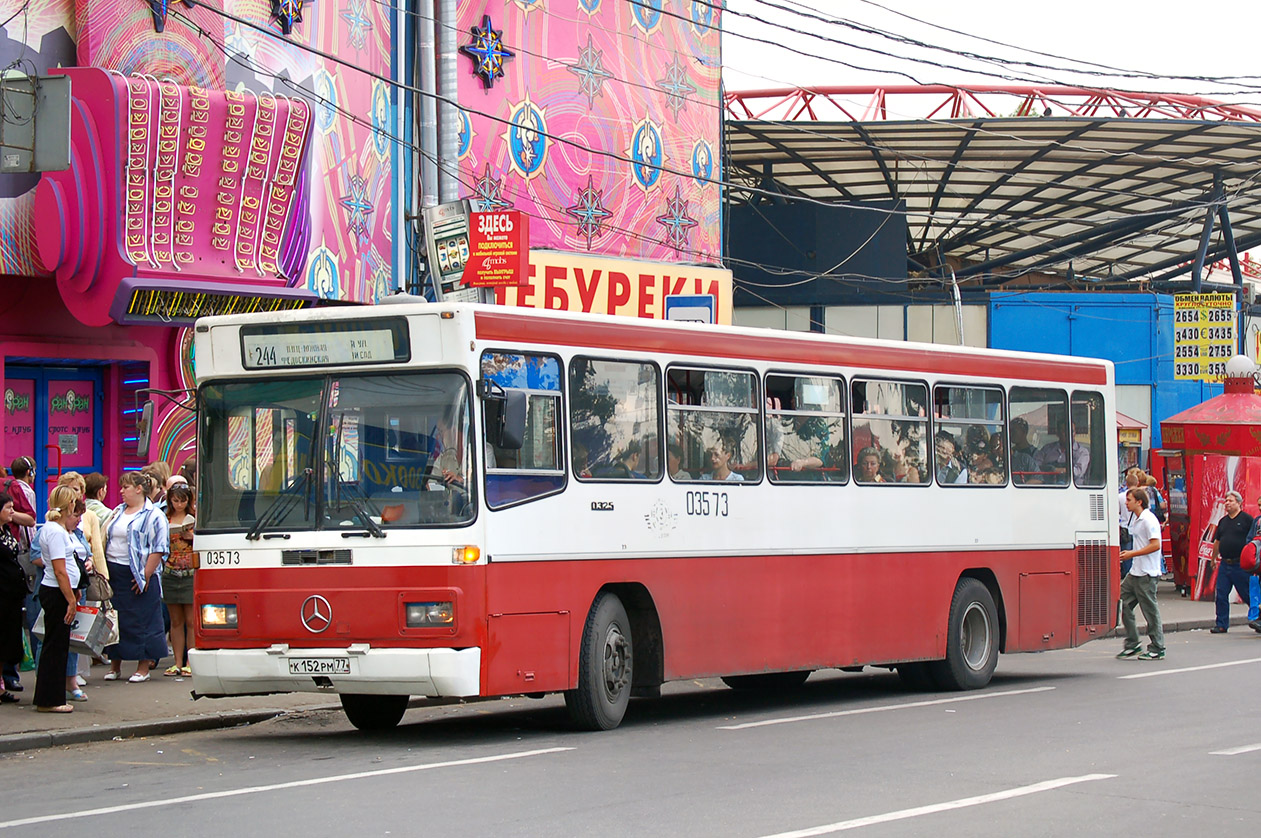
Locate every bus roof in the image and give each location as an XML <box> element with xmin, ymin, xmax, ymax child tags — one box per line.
<box><xmin>197</xmin><ymin>302</ymin><xmax>1111</xmax><ymax>387</ymax></box>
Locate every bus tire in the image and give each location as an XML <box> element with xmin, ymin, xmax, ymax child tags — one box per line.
<box><xmin>340</xmin><ymin>693</ymin><xmax>409</xmax><ymax>731</ymax></box>
<box><xmin>928</xmin><ymin>578</ymin><xmax>998</xmax><ymax>691</ymax></box>
<box><xmin>721</xmin><ymin>671</ymin><xmax>811</xmax><ymax>691</ymax></box>
<box><xmin>564</xmin><ymin>592</ymin><xmax>633</xmax><ymax>731</ymax></box>
<box><xmin>896</xmin><ymin>662</ymin><xmax>938</xmax><ymax>691</ymax></box>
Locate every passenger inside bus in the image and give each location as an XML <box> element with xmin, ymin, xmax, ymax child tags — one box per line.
<box><xmin>934</xmin><ymin>430</ymin><xmax>968</xmax><ymax>484</ymax></box>
<box><xmin>701</xmin><ymin>435</ymin><xmax>744</xmax><ymax>482</ymax></box>
<box><xmin>1009</xmin><ymin>418</ymin><xmax>1040</xmax><ymax>485</ymax></box>
<box><xmin>1035</xmin><ymin>418</ymin><xmax>1089</xmax><ymax>485</ymax></box>
<box><xmin>667</xmin><ymin>444</ymin><xmax>689</xmax><ymax>481</ymax></box>
<box><xmin>856</xmin><ymin>447</ymin><xmax>886</xmax><ymax>483</ymax></box>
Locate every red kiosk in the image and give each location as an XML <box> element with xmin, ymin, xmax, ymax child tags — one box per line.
<box><xmin>1158</xmin><ymin>356</ymin><xmax>1261</xmax><ymax>599</ymax></box>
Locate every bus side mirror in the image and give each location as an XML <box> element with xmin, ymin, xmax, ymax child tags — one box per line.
<box><xmin>137</xmin><ymin>400</ymin><xmax>155</xmax><ymax>457</ymax></box>
<box><xmin>478</xmin><ymin>381</ymin><xmax>526</xmax><ymax>450</ymax></box>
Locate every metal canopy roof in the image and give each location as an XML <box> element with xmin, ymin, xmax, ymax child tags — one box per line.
<box><xmin>725</xmin><ymin>95</ymin><xmax>1261</xmax><ymax>286</ymax></box>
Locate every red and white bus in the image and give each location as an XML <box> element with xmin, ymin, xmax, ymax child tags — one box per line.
<box><xmin>188</xmin><ymin>302</ymin><xmax>1118</xmax><ymax>731</ymax></box>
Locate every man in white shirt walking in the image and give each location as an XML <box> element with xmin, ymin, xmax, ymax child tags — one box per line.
<box><xmin>1116</xmin><ymin>487</ymin><xmax>1166</xmax><ymax>660</ymax></box>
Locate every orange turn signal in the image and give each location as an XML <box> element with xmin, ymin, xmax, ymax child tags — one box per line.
<box><xmin>452</xmin><ymin>545</ymin><xmax>481</xmax><ymax>565</ymax></box>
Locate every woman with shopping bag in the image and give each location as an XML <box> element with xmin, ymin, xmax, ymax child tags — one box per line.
<box><xmin>34</xmin><ymin>487</ymin><xmax>88</xmax><ymax>713</ymax></box>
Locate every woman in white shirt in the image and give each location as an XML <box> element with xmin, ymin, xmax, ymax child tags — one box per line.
<box><xmin>34</xmin><ymin>486</ymin><xmax>88</xmax><ymax>713</ymax></box>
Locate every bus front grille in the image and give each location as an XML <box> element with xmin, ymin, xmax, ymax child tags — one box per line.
<box><xmin>281</xmin><ymin>549</ymin><xmax>353</xmax><ymax>565</ymax></box>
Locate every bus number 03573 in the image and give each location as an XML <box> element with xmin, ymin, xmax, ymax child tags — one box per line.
<box><xmin>203</xmin><ymin>550</ymin><xmax>241</xmax><ymax>566</ymax></box>
<box><xmin>686</xmin><ymin>491</ymin><xmax>729</xmax><ymax>517</ymax></box>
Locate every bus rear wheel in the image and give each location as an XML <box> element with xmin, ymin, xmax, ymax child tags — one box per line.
<box><xmin>721</xmin><ymin>671</ymin><xmax>811</xmax><ymax>691</ymax></box>
<box><xmin>928</xmin><ymin>578</ymin><xmax>998</xmax><ymax>690</ymax></box>
<box><xmin>340</xmin><ymin>693</ymin><xmax>409</xmax><ymax>731</ymax></box>
<box><xmin>565</xmin><ymin>592</ymin><xmax>633</xmax><ymax>731</ymax></box>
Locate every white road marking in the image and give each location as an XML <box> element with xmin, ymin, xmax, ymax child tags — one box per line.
<box><xmin>1211</xmin><ymin>743</ymin><xmax>1261</xmax><ymax>755</ymax></box>
<box><xmin>717</xmin><ymin>686</ymin><xmax>1055</xmax><ymax>730</ymax></box>
<box><xmin>758</xmin><ymin>773</ymin><xmax>1116</xmax><ymax>837</ymax></box>
<box><xmin>0</xmin><ymin>747</ymin><xmax>572</xmax><ymax>829</ymax></box>
<box><xmin>1117</xmin><ymin>656</ymin><xmax>1261</xmax><ymax>680</ymax></box>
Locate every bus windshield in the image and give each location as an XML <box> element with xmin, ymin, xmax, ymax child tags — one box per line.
<box><xmin>198</xmin><ymin>372</ymin><xmax>475</xmax><ymax>532</ymax></box>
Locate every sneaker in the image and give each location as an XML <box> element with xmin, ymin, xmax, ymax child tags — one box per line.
<box><xmin>1249</xmin><ymin>619</ymin><xmax>1261</xmax><ymax>633</ymax></box>
<box><xmin>1210</xmin><ymin>627</ymin><xmax>1228</xmax><ymax>634</ymax></box>
<box><xmin>1116</xmin><ymin>647</ymin><xmax>1141</xmax><ymax>659</ymax></box>
<box><xmin>1137</xmin><ymin>650</ymin><xmax>1165</xmax><ymax>661</ymax></box>
<box><xmin>66</xmin><ymin>689</ymin><xmax>88</xmax><ymax>702</ymax></box>
<box><xmin>75</xmin><ymin>675</ymin><xmax>86</xmax><ymax>686</ymax></box>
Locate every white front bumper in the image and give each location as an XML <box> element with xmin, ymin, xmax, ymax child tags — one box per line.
<box><xmin>188</xmin><ymin>646</ymin><xmax>481</xmax><ymax>697</ymax></box>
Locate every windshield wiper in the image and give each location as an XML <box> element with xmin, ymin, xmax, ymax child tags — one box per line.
<box><xmin>327</xmin><ymin>412</ymin><xmax>384</xmax><ymax>538</ymax></box>
<box><xmin>245</xmin><ymin>468</ymin><xmax>312</xmax><ymax>541</ymax></box>
<box><xmin>337</xmin><ymin>483</ymin><xmax>385</xmax><ymax>538</ymax></box>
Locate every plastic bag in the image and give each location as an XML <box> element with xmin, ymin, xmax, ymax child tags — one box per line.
<box><xmin>19</xmin><ymin>628</ymin><xmax>34</xmax><ymax>671</ymax></box>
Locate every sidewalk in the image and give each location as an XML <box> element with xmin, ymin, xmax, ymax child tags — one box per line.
<box><xmin>0</xmin><ymin>664</ymin><xmax>341</xmax><ymax>753</ymax></box>
<box><xmin>0</xmin><ymin>581</ymin><xmax>1248</xmax><ymax>753</ymax></box>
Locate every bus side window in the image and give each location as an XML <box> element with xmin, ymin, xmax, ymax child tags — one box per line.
<box><xmin>1010</xmin><ymin>387</ymin><xmax>1070</xmax><ymax>487</ymax></box>
<box><xmin>570</xmin><ymin>356</ymin><xmax>663</xmax><ymax>482</ymax></box>
<box><xmin>667</xmin><ymin>366</ymin><xmax>760</xmax><ymax>483</ymax></box>
<box><xmin>1072</xmin><ymin>391</ymin><xmax>1106</xmax><ymax>489</ymax></box>
<box><xmin>765</xmin><ymin>373</ymin><xmax>846</xmax><ymax>484</ymax></box>
<box><xmin>481</xmin><ymin>351</ymin><xmax>565</xmax><ymax>508</ymax></box>
<box><xmin>932</xmin><ymin>385</ymin><xmax>1006</xmax><ymax>486</ymax></box>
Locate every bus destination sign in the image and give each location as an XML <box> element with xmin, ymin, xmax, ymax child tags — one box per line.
<box><xmin>242</xmin><ymin>327</ymin><xmax>399</xmax><ymax>369</ymax></box>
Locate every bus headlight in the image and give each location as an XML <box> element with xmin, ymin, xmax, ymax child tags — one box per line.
<box><xmin>201</xmin><ymin>604</ymin><xmax>238</xmax><ymax>628</ymax></box>
<box><xmin>405</xmin><ymin>601</ymin><xmax>454</xmax><ymax>627</ymax></box>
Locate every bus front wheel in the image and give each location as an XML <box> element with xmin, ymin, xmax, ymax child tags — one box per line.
<box><xmin>565</xmin><ymin>592</ymin><xmax>633</xmax><ymax>731</ymax></box>
<box><xmin>340</xmin><ymin>693</ymin><xmax>409</xmax><ymax>731</ymax></box>
<box><xmin>928</xmin><ymin>578</ymin><xmax>998</xmax><ymax>690</ymax></box>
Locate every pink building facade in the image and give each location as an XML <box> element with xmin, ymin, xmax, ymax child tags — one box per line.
<box><xmin>0</xmin><ymin>0</ymin><xmax>397</xmax><ymax>506</ymax></box>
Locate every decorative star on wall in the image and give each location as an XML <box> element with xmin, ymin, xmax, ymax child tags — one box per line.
<box><xmin>340</xmin><ymin>174</ymin><xmax>374</xmax><ymax>247</ymax></box>
<box><xmin>567</xmin><ymin>175</ymin><xmax>613</xmax><ymax>250</ymax></box>
<box><xmin>473</xmin><ymin>164</ymin><xmax>513</xmax><ymax>211</ymax></box>
<box><xmin>341</xmin><ymin>0</ymin><xmax>373</xmax><ymax>49</ymax></box>
<box><xmin>656</xmin><ymin>53</ymin><xmax>696</xmax><ymax>122</ymax></box>
<box><xmin>272</xmin><ymin>0</ymin><xmax>304</xmax><ymax>35</ymax></box>
<box><xmin>568</xmin><ymin>34</ymin><xmax>614</xmax><ymax>107</ymax></box>
<box><xmin>656</xmin><ymin>184</ymin><xmax>697</xmax><ymax>253</ymax></box>
<box><xmin>459</xmin><ymin>15</ymin><xmax>514</xmax><ymax>89</ymax></box>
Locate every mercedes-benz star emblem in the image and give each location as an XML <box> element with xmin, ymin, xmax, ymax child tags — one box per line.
<box><xmin>300</xmin><ymin>595</ymin><xmax>332</xmax><ymax>633</ymax></box>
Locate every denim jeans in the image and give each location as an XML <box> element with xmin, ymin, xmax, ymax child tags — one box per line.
<box><xmin>1120</xmin><ymin>574</ymin><xmax>1164</xmax><ymax>653</ymax></box>
<box><xmin>1215</xmin><ymin>561</ymin><xmax>1252</xmax><ymax>629</ymax></box>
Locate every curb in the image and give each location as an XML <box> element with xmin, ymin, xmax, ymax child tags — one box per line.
<box><xmin>0</xmin><ymin>708</ymin><xmax>291</xmax><ymax>754</ymax></box>
<box><xmin>1104</xmin><ymin>614</ymin><xmax>1253</xmax><ymax>639</ymax></box>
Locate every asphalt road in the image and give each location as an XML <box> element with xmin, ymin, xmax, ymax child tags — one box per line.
<box><xmin>3</xmin><ymin>629</ymin><xmax>1260</xmax><ymax>837</ymax></box>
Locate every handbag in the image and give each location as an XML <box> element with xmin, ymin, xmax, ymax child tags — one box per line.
<box><xmin>84</xmin><ymin>571</ymin><xmax>113</xmax><ymax>603</ymax></box>
<box><xmin>14</xmin><ymin>550</ymin><xmax>38</xmax><ymax>594</ymax></box>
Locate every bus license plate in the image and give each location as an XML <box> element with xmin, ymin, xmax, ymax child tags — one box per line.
<box><xmin>288</xmin><ymin>658</ymin><xmax>350</xmax><ymax>675</ymax></box>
